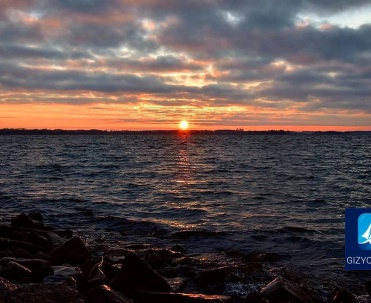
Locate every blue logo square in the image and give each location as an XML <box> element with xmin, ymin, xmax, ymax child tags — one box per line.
<box><xmin>345</xmin><ymin>208</ymin><xmax>371</xmax><ymax>270</ymax></box>
<box><xmin>358</xmin><ymin>213</ymin><xmax>371</xmax><ymax>250</ymax></box>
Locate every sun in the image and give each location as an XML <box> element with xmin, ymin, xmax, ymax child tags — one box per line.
<box><xmin>179</xmin><ymin>120</ymin><xmax>189</xmax><ymax>130</ymax></box>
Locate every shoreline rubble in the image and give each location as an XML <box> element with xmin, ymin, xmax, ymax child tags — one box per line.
<box><xmin>0</xmin><ymin>212</ymin><xmax>365</xmax><ymax>302</ymax></box>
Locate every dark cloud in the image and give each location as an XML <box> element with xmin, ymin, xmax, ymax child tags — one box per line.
<box><xmin>0</xmin><ymin>0</ymin><xmax>370</xmax><ymax>124</ymax></box>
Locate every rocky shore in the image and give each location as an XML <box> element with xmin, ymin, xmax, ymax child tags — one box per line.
<box><xmin>0</xmin><ymin>212</ymin><xmax>367</xmax><ymax>302</ymax></box>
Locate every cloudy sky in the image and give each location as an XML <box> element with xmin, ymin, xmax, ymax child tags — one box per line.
<box><xmin>1</xmin><ymin>0</ymin><xmax>370</xmax><ymax>130</ymax></box>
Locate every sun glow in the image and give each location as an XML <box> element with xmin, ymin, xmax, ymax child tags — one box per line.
<box><xmin>179</xmin><ymin>120</ymin><xmax>189</xmax><ymax>130</ymax></box>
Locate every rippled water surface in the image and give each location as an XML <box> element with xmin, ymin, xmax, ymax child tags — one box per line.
<box><xmin>0</xmin><ymin>132</ymin><xmax>370</xmax><ymax>285</ymax></box>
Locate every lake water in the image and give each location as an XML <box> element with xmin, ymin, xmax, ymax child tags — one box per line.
<box><xmin>0</xmin><ymin>132</ymin><xmax>370</xmax><ymax>293</ymax></box>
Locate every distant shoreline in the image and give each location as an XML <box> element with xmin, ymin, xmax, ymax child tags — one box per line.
<box><xmin>0</xmin><ymin>128</ymin><xmax>370</xmax><ymax>135</ymax></box>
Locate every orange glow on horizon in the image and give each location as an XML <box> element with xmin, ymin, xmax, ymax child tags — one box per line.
<box><xmin>0</xmin><ymin>104</ymin><xmax>370</xmax><ymax>132</ymax></box>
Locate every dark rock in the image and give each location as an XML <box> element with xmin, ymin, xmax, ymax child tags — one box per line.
<box><xmin>167</xmin><ymin>277</ymin><xmax>187</xmax><ymax>292</ymax></box>
<box><xmin>3</xmin><ymin>261</ymin><xmax>32</xmax><ymax>283</ymax></box>
<box><xmin>330</xmin><ymin>289</ymin><xmax>357</xmax><ymax>303</ymax></box>
<box><xmin>54</xmin><ymin>230</ymin><xmax>73</xmax><ymax>239</ymax></box>
<box><xmin>251</xmin><ymin>276</ymin><xmax>321</xmax><ymax>303</ymax></box>
<box><xmin>171</xmin><ymin>245</ymin><xmax>186</xmax><ymax>254</ymax></box>
<box><xmin>50</xmin><ymin>236</ymin><xmax>90</xmax><ymax>265</ymax></box>
<box><xmin>79</xmin><ymin>276</ymin><xmax>110</xmax><ymax>292</ymax></box>
<box><xmin>0</xmin><ymin>277</ymin><xmax>84</xmax><ymax>303</ymax></box>
<box><xmin>28</xmin><ymin>211</ymin><xmax>43</xmax><ymax>222</ymax></box>
<box><xmin>82</xmin><ymin>285</ymin><xmax>134</xmax><ymax>303</ymax></box>
<box><xmin>0</xmin><ymin>237</ymin><xmax>43</xmax><ymax>255</ymax></box>
<box><xmin>102</xmin><ymin>263</ymin><xmax>121</xmax><ymax>280</ymax></box>
<box><xmin>32</xmin><ymin>265</ymin><xmax>54</xmax><ymax>282</ymax></box>
<box><xmin>134</xmin><ymin>291</ymin><xmax>233</xmax><ymax>303</ymax></box>
<box><xmin>0</xmin><ymin>257</ymin><xmax>49</xmax><ymax>271</ymax></box>
<box><xmin>195</xmin><ymin>267</ymin><xmax>241</xmax><ymax>289</ymax></box>
<box><xmin>0</xmin><ymin>276</ymin><xmax>17</xmax><ymax>296</ymax></box>
<box><xmin>110</xmin><ymin>251</ymin><xmax>171</xmax><ymax>297</ymax></box>
<box><xmin>43</xmin><ymin>265</ymin><xmax>83</xmax><ymax>283</ymax></box>
<box><xmin>11</xmin><ymin>213</ymin><xmax>49</xmax><ymax>231</ymax></box>
<box><xmin>366</xmin><ymin>280</ymin><xmax>371</xmax><ymax>295</ymax></box>
<box><xmin>140</xmin><ymin>248</ymin><xmax>184</xmax><ymax>269</ymax></box>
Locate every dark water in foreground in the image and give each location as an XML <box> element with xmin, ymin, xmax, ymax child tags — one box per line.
<box><xmin>0</xmin><ymin>132</ymin><xmax>370</xmax><ymax>294</ymax></box>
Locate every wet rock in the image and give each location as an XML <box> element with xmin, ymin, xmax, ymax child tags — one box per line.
<box><xmin>79</xmin><ymin>276</ymin><xmax>110</xmax><ymax>292</ymax></box>
<box><xmin>330</xmin><ymin>289</ymin><xmax>357</xmax><ymax>303</ymax></box>
<box><xmin>0</xmin><ymin>277</ymin><xmax>84</xmax><ymax>303</ymax></box>
<box><xmin>250</xmin><ymin>276</ymin><xmax>321</xmax><ymax>303</ymax></box>
<box><xmin>43</xmin><ymin>266</ymin><xmax>83</xmax><ymax>283</ymax></box>
<box><xmin>54</xmin><ymin>230</ymin><xmax>73</xmax><ymax>239</ymax></box>
<box><xmin>46</xmin><ymin>231</ymin><xmax>67</xmax><ymax>247</ymax></box>
<box><xmin>82</xmin><ymin>285</ymin><xmax>134</xmax><ymax>303</ymax></box>
<box><xmin>0</xmin><ymin>257</ymin><xmax>49</xmax><ymax>271</ymax></box>
<box><xmin>196</xmin><ymin>267</ymin><xmax>241</xmax><ymax>289</ymax></box>
<box><xmin>3</xmin><ymin>261</ymin><xmax>32</xmax><ymax>283</ymax></box>
<box><xmin>102</xmin><ymin>263</ymin><xmax>121</xmax><ymax>280</ymax></box>
<box><xmin>0</xmin><ymin>276</ymin><xmax>17</xmax><ymax>296</ymax></box>
<box><xmin>140</xmin><ymin>248</ymin><xmax>183</xmax><ymax>269</ymax></box>
<box><xmin>0</xmin><ymin>237</ymin><xmax>43</xmax><ymax>255</ymax></box>
<box><xmin>167</xmin><ymin>277</ymin><xmax>187</xmax><ymax>292</ymax></box>
<box><xmin>110</xmin><ymin>251</ymin><xmax>171</xmax><ymax>297</ymax></box>
<box><xmin>134</xmin><ymin>291</ymin><xmax>233</xmax><ymax>303</ymax></box>
<box><xmin>28</xmin><ymin>211</ymin><xmax>43</xmax><ymax>222</ymax></box>
<box><xmin>32</xmin><ymin>265</ymin><xmax>54</xmax><ymax>282</ymax></box>
<box><xmin>172</xmin><ymin>245</ymin><xmax>186</xmax><ymax>254</ymax></box>
<box><xmin>50</xmin><ymin>236</ymin><xmax>89</xmax><ymax>265</ymax></box>
<box><xmin>11</xmin><ymin>213</ymin><xmax>50</xmax><ymax>231</ymax></box>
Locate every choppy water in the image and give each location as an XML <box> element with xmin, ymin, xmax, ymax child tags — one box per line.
<box><xmin>0</xmin><ymin>132</ymin><xmax>370</xmax><ymax>291</ymax></box>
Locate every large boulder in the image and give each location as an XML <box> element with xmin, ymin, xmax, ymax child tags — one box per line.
<box><xmin>11</xmin><ymin>213</ymin><xmax>50</xmax><ymax>231</ymax></box>
<box><xmin>110</xmin><ymin>251</ymin><xmax>171</xmax><ymax>297</ymax></box>
<box><xmin>50</xmin><ymin>237</ymin><xmax>90</xmax><ymax>265</ymax></box>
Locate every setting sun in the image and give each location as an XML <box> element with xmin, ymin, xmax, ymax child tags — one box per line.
<box><xmin>179</xmin><ymin>120</ymin><xmax>189</xmax><ymax>130</ymax></box>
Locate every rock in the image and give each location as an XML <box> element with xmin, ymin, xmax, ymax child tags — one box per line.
<box><xmin>43</xmin><ymin>266</ymin><xmax>83</xmax><ymax>283</ymax></box>
<box><xmin>134</xmin><ymin>291</ymin><xmax>233</xmax><ymax>303</ymax></box>
<box><xmin>50</xmin><ymin>237</ymin><xmax>89</xmax><ymax>265</ymax></box>
<box><xmin>0</xmin><ymin>277</ymin><xmax>84</xmax><ymax>303</ymax></box>
<box><xmin>28</xmin><ymin>211</ymin><xmax>43</xmax><ymax>222</ymax></box>
<box><xmin>140</xmin><ymin>248</ymin><xmax>184</xmax><ymax>269</ymax></box>
<box><xmin>251</xmin><ymin>276</ymin><xmax>321</xmax><ymax>303</ymax></box>
<box><xmin>103</xmin><ymin>263</ymin><xmax>121</xmax><ymax>280</ymax></box>
<box><xmin>195</xmin><ymin>267</ymin><xmax>241</xmax><ymax>289</ymax></box>
<box><xmin>110</xmin><ymin>251</ymin><xmax>171</xmax><ymax>297</ymax></box>
<box><xmin>0</xmin><ymin>257</ymin><xmax>49</xmax><ymax>271</ymax></box>
<box><xmin>0</xmin><ymin>277</ymin><xmax>17</xmax><ymax>296</ymax></box>
<box><xmin>54</xmin><ymin>230</ymin><xmax>73</xmax><ymax>239</ymax></box>
<box><xmin>330</xmin><ymin>289</ymin><xmax>357</xmax><ymax>303</ymax></box>
<box><xmin>0</xmin><ymin>237</ymin><xmax>43</xmax><ymax>255</ymax></box>
<box><xmin>167</xmin><ymin>277</ymin><xmax>187</xmax><ymax>292</ymax></box>
<box><xmin>32</xmin><ymin>265</ymin><xmax>54</xmax><ymax>282</ymax></box>
<box><xmin>79</xmin><ymin>276</ymin><xmax>110</xmax><ymax>292</ymax></box>
<box><xmin>3</xmin><ymin>261</ymin><xmax>32</xmax><ymax>283</ymax></box>
<box><xmin>82</xmin><ymin>285</ymin><xmax>134</xmax><ymax>303</ymax></box>
<box><xmin>11</xmin><ymin>213</ymin><xmax>49</xmax><ymax>231</ymax></box>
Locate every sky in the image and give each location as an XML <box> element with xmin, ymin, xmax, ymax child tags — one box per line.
<box><xmin>0</xmin><ymin>0</ymin><xmax>371</xmax><ymax>131</ymax></box>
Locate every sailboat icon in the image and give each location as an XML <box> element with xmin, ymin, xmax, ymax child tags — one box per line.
<box><xmin>359</xmin><ymin>223</ymin><xmax>371</xmax><ymax>245</ymax></box>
